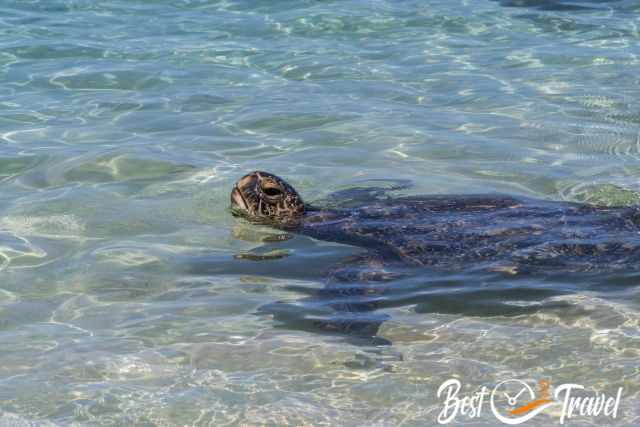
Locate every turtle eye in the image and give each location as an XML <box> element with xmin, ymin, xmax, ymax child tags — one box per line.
<box><xmin>261</xmin><ymin>180</ymin><xmax>283</xmax><ymax>198</ymax></box>
<box><xmin>264</xmin><ymin>187</ymin><xmax>282</xmax><ymax>196</ymax></box>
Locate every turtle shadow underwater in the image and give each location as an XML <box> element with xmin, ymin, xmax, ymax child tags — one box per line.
<box><xmin>190</xmin><ymin>239</ymin><xmax>638</xmax><ymax>346</ymax></box>
<box><xmin>202</xmin><ymin>171</ymin><xmax>640</xmax><ymax>345</ymax></box>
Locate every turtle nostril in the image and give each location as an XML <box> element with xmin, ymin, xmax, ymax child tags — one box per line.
<box><xmin>231</xmin><ymin>188</ymin><xmax>248</xmax><ymax>210</ymax></box>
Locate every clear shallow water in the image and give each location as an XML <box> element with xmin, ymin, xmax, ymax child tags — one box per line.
<box><xmin>2</xmin><ymin>0</ymin><xmax>640</xmax><ymax>425</ymax></box>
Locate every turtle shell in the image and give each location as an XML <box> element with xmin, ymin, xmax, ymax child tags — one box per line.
<box><xmin>301</xmin><ymin>193</ymin><xmax>640</xmax><ymax>274</ymax></box>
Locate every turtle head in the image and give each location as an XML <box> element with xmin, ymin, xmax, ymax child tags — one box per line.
<box><xmin>230</xmin><ymin>171</ymin><xmax>305</xmax><ymax>227</ymax></box>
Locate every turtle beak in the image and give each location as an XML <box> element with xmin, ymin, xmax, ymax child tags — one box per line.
<box><xmin>230</xmin><ymin>186</ymin><xmax>248</xmax><ymax>212</ymax></box>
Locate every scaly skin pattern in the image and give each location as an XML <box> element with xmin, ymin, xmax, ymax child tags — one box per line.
<box><xmin>299</xmin><ymin>194</ymin><xmax>640</xmax><ymax>274</ymax></box>
<box><xmin>231</xmin><ymin>171</ymin><xmax>640</xmax><ymax>275</ymax></box>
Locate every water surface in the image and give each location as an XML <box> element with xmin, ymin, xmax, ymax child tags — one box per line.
<box><xmin>1</xmin><ymin>0</ymin><xmax>640</xmax><ymax>425</ymax></box>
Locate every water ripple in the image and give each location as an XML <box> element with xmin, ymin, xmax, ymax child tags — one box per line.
<box><xmin>2</xmin><ymin>0</ymin><xmax>640</xmax><ymax>425</ymax></box>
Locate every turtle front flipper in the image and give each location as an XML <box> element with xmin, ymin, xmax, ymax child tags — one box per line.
<box><xmin>321</xmin><ymin>252</ymin><xmax>405</xmax><ymax>312</ymax></box>
<box><xmin>257</xmin><ymin>298</ymin><xmax>392</xmax><ymax>346</ymax></box>
<box><xmin>256</xmin><ymin>252</ymin><xmax>401</xmax><ymax>345</ymax></box>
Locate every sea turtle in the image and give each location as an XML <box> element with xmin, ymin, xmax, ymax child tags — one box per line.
<box><xmin>229</xmin><ymin>171</ymin><xmax>640</xmax><ymax>342</ymax></box>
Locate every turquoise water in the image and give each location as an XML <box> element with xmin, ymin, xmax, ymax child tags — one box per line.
<box><xmin>2</xmin><ymin>0</ymin><xmax>640</xmax><ymax>425</ymax></box>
